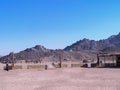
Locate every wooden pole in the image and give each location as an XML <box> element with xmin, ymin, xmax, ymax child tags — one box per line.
<box><xmin>11</xmin><ymin>52</ymin><xmax>14</xmax><ymax>68</ymax></box>
<box><xmin>60</xmin><ymin>55</ymin><xmax>62</xmax><ymax>68</ymax></box>
<box><xmin>97</xmin><ymin>54</ymin><xmax>99</xmax><ymax>66</ymax></box>
<box><xmin>112</xmin><ymin>56</ymin><xmax>114</xmax><ymax>67</ymax></box>
<box><xmin>104</xmin><ymin>56</ymin><xmax>105</xmax><ymax>67</ymax></box>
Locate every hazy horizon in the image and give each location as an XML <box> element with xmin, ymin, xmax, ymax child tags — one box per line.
<box><xmin>0</xmin><ymin>0</ymin><xmax>120</xmax><ymax>55</ymax></box>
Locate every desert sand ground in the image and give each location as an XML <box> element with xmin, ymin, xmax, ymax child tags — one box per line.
<box><xmin>0</xmin><ymin>67</ymin><xmax>120</xmax><ymax>90</ymax></box>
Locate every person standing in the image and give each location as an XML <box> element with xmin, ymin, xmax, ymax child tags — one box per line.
<box><xmin>6</xmin><ymin>63</ymin><xmax>9</xmax><ymax>71</ymax></box>
<box><xmin>45</xmin><ymin>65</ymin><xmax>48</xmax><ymax>70</ymax></box>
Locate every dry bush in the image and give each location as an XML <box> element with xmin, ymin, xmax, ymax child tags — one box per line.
<box><xmin>3</xmin><ymin>65</ymin><xmax>12</xmax><ymax>70</ymax></box>
<box><xmin>13</xmin><ymin>65</ymin><xmax>23</xmax><ymax>69</ymax></box>
<box><xmin>61</xmin><ymin>64</ymin><xmax>68</xmax><ymax>68</ymax></box>
<box><xmin>71</xmin><ymin>64</ymin><xmax>83</xmax><ymax>68</ymax></box>
<box><xmin>53</xmin><ymin>63</ymin><xmax>68</xmax><ymax>68</ymax></box>
<box><xmin>27</xmin><ymin>65</ymin><xmax>45</xmax><ymax>69</ymax></box>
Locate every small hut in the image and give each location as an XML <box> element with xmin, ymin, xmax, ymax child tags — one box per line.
<box><xmin>97</xmin><ymin>53</ymin><xmax>120</xmax><ymax>67</ymax></box>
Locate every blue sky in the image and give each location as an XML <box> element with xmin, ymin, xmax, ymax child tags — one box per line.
<box><xmin>0</xmin><ymin>0</ymin><xmax>120</xmax><ymax>55</ymax></box>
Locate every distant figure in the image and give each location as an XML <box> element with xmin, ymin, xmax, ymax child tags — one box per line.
<box><xmin>45</xmin><ymin>65</ymin><xmax>48</xmax><ymax>70</ymax></box>
<box><xmin>6</xmin><ymin>63</ymin><xmax>9</xmax><ymax>71</ymax></box>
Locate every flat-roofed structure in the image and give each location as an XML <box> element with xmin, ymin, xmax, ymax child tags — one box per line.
<box><xmin>97</xmin><ymin>53</ymin><xmax>120</xmax><ymax>67</ymax></box>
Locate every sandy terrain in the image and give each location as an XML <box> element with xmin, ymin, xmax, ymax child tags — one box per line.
<box><xmin>0</xmin><ymin>68</ymin><xmax>120</xmax><ymax>90</ymax></box>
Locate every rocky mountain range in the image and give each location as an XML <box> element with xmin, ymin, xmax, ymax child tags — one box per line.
<box><xmin>64</xmin><ymin>32</ymin><xmax>120</xmax><ymax>53</ymax></box>
<box><xmin>1</xmin><ymin>33</ymin><xmax>120</xmax><ymax>63</ymax></box>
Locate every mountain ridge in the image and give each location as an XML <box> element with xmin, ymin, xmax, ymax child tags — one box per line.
<box><xmin>64</xmin><ymin>32</ymin><xmax>120</xmax><ymax>53</ymax></box>
<box><xmin>1</xmin><ymin>33</ymin><xmax>120</xmax><ymax>62</ymax></box>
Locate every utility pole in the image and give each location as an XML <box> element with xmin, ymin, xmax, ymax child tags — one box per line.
<box><xmin>59</xmin><ymin>55</ymin><xmax>62</xmax><ymax>68</ymax></box>
<box><xmin>97</xmin><ymin>54</ymin><xmax>99</xmax><ymax>66</ymax></box>
<box><xmin>11</xmin><ymin>52</ymin><xmax>14</xmax><ymax>68</ymax></box>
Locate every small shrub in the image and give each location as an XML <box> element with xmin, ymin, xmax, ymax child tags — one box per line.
<box><xmin>61</xmin><ymin>64</ymin><xmax>68</xmax><ymax>68</ymax></box>
<box><xmin>71</xmin><ymin>64</ymin><xmax>82</xmax><ymax>68</ymax></box>
<box><xmin>13</xmin><ymin>65</ymin><xmax>23</xmax><ymax>69</ymax></box>
<box><xmin>27</xmin><ymin>65</ymin><xmax>45</xmax><ymax>69</ymax></box>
